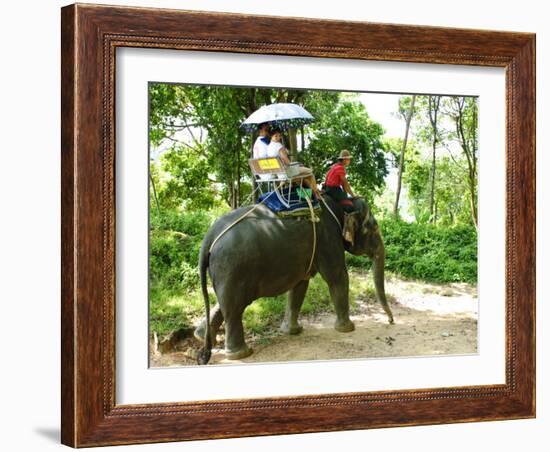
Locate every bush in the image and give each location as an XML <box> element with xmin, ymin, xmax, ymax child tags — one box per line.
<box><xmin>149</xmin><ymin>209</ymin><xmax>216</xmax><ymax>292</ymax></box>
<box><xmin>347</xmin><ymin>219</ymin><xmax>477</xmax><ymax>284</ymax></box>
<box><xmin>149</xmin><ymin>208</ymin><xmax>220</xmax><ymax>336</ymax></box>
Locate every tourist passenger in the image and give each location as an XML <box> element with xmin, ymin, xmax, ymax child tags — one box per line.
<box><xmin>266</xmin><ymin>128</ymin><xmax>290</xmax><ymax>164</ymax></box>
<box><xmin>252</xmin><ymin>123</ymin><xmax>271</xmax><ymax>158</ymax></box>
<box><xmin>268</xmin><ymin>129</ymin><xmax>320</xmax><ymax>198</ymax></box>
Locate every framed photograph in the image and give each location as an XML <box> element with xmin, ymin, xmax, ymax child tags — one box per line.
<box><xmin>61</xmin><ymin>3</ymin><xmax>535</xmax><ymax>447</ymax></box>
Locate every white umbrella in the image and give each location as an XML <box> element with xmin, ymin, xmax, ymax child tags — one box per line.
<box><xmin>240</xmin><ymin>103</ymin><xmax>314</xmax><ymax>133</ymax></box>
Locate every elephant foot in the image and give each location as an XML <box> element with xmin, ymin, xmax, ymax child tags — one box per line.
<box><xmin>193</xmin><ymin>325</ymin><xmax>217</xmax><ymax>346</ymax></box>
<box><xmin>225</xmin><ymin>344</ymin><xmax>253</xmax><ymax>360</ymax></box>
<box><xmin>280</xmin><ymin>321</ymin><xmax>303</xmax><ymax>335</ymax></box>
<box><xmin>334</xmin><ymin>319</ymin><xmax>355</xmax><ymax>333</ymax></box>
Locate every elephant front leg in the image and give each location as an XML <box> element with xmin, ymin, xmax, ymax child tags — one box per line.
<box><xmin>280</xmin><ymin>280</ymin><xmax>309</xmax><ymax>335</ymax></box>
<box><xmin>328</xmin><ymin>270</ymin><xmax>355</xmax><ymax>333</ymax></box>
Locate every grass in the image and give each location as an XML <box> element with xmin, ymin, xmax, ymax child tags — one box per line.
<box><xmin>149</xmin><ymin>285</ymin><xmax>206</xmax><ymax>337</ymax></box>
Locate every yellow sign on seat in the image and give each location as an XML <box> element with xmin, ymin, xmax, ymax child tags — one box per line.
<box><xmin>257</xmin><ymin>158</ymin><xmax>281</xmax><ymax>171</ymax></box>
<box><xmin>248</xmin><ymin>157</ymin><xmax>286</xmax><ymax>177</ymax></box>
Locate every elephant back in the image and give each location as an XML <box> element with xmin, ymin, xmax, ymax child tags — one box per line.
<box><xmin>204</xmin><ymin>203</ymin><xmax>306</xmax><ymax>254</ymax></box>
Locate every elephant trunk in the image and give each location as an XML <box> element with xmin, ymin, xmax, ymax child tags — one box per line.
<box><xmin>372</xmin><ymin>246</ymin><xmax>394</xmax><ymax>324</ymax></box>
<box><xmin>197</xmin><ymin>246</ymin><xmax>212</xmax><ymax>364</ymax></box>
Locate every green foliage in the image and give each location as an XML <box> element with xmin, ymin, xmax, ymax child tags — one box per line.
<box><xmin>149</xmin><ymin>209</ymin><xmax>213</xmax><ymax>291</ymax></box>
<box><xmin>184</xmin><ymin>85</ymin><xmax>253</xmax><ymax>207</ymax></box>
<box><xmin>304</xmin><ymin>96</ymin><xmax>388</xmax><ymax>201</ymax></box>
<box><xmin>389</xmin><ymin>94</ymin><xmax>478</xmax><ymax>226</ymax></box>
<box><xmin>149</xmin><ymin>207</ymin><xmax>227</xmax><ymax>336</ymax></box>
<box><xmin>402</xmin><ymin>154</ymin><xmax>473</xmax><ymax>225</ymax></box>
<box><xmin>149</xmin><ymin>287</ymin><xmax>206</xmax><ymax>336</ymax></box>
<box><xmin>402</xmin><ymin>155</ymin><xmax>431</xmax><ymax>222</ymax></box>
<box><xmin>347</xmin><ymin>218</ymin><xmax>477</xmax><ymax>284</ymax></box>
<box><xmin>397</xmin><ymin>95</ymin><xmax>417</xmax><ymax>120</ymax></box>
<box><xmin>383</xmin><ymin>136</ymin><xmax>402</xmax><ymax>169</ymax></box>
<box><xmin>149</xmin><ymin>83</ymin><xmax>192</xmax><ymax>147</ymax></box>
<box><xmin>413</xmin><ymin>95</ymin><xmax>444</xmax><ymax>144</ymax></box>
<box><xmin>154</xmin><ymin>146</ymin><xmax>217</xmax><ymax>210</ymax></box>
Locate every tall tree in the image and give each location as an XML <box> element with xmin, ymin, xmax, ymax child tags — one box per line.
<box><xmin>393</xmin><ymin>95</ymin><xmax>416</xmax><ymax>217</ymax></box>
<box><xmin>426</xmin><ymin>95</ymin><xmax>442</xmax><ymax>223</ymax></box>
<box><xmin>447</xmin><ymin>97</ymin><xmax>478</xmax><ymax>228</ymax></box>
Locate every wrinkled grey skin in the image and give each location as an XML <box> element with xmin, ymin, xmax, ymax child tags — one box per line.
<box><xmin>195</xmin><ymin>196</ymin><xmax>394</xmax><ymax>364</ymax></box>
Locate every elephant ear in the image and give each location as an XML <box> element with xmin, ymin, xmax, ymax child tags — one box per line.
<box><xmin>355</xmin><ymin>198</ymin><xmax>378</xmax><ymax>233</ymax></box>
<box><xmin>343</xmin><ymin>212</ymin><xmax>360</xmax><ymax>245</ymax></box>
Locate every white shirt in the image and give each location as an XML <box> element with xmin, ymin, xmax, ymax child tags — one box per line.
<box><xmin>253</xmin><ymin>136</ymin><xmax>270</xmax><ymax>158</ymax></box>
<box><xmin>266</xmin><ymin>141</ymin><xmax>283</xmax><ymax>158</ymax></box>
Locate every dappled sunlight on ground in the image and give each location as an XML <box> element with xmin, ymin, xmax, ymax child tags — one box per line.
<box><xmin>386</xmin><ymin>275</ymin><xmax>478</xmax><ymax>319</ymax></box>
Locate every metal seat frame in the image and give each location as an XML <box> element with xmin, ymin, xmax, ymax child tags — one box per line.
<box><xmin>248</xmin><ymin>157</ymin><xmax>309</xmax><ymax>208</ymax></box>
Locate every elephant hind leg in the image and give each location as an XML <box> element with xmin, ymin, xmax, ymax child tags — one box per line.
<box><xmin>280</xmin><ymin>280</ymin><xmax>309</xmax><ymax>335</ymax></box>
<box><xmin>223</xmin><ymin>302</ymin><xmax>253</xmax><ymax>360</ymax></box>
<box><xmin>194</xmin><ymin>304</ymin><xmax>224</xmax><ymax>345</ymax></box>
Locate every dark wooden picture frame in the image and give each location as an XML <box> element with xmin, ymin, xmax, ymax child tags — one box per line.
<box><xmin>61</xmin><ymin>3</ymin><xmax>535</xmax><ymax>447</ymax></box>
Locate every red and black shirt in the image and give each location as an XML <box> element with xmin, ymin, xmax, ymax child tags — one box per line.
<box><xmin>325</xmin><ymin>162</ymin><xmax>346</xmax><ymax>188</ymax></box>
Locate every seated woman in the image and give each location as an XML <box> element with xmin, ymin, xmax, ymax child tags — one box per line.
<box><xmin>267</xmin><ymin>128</ymin><xmax>320</xmax><ymax>198</ymax></box>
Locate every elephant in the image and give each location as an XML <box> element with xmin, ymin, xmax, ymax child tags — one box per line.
<box><xmin>195</xmin><ymin>195</ymin><xmax>394</xmax><ymax>365</ymax></box>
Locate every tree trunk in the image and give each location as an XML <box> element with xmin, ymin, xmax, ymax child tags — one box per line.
<box><xmin>393</xmin><ymin>95</ymin><xmax>416</xmax><ymax>218</ymax></box>
<box><xmin>247</xmin><ymin>89</ymin><xmax>260</xmax><ymax>203</ymax></box>
<box><xmin>287</xmin><ymin>128</ymin><xmax>298</xmax><ymax>162</ymax></box>
<box><xmin>429</xmin><ymin>138</ymin><xmax>436</xmax><ymax>222</ymax></box>
<box><xmin>428</xmin><ymin>96</ymin><xmax>441</xmax><ymax>223</ymax></box>
<box><xmin>469</xmin><ymin>177</ymin><xmax>478</xmax><ymax>228</ymax></box>
<box><xmin>453</xmin><ymin>97</ymin><xmax>478</xmax><ymax>229</ymax></box>
<box><xmin>228</xmin><ymin>183</ymin><xmax>235</xmax><ymax>209</ymax></box>
<box><xmin>470</xmin><ymin>102</ymin><xmax>478</xmax><ymax>228</ymax></box>
<box><xmin>149</xmin><ymin>173</ymin><xmax>161</xmax><ymax>217</ymax></box>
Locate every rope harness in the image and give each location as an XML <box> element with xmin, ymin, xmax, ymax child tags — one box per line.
<box><xmin>208</xmin><ymin>182</ymin><xmax>282</xmax><ymax>255</ymax></box>
<box><xmin>318</xmin><ymin>195</ymin><xmax>343</xmax><ymax>232</ymax></box>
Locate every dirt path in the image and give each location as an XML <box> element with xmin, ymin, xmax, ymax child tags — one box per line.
<box><xmin>150</xmin><ymin>275</ymin><xmax>477</xmax><ymax>367</ymax></box>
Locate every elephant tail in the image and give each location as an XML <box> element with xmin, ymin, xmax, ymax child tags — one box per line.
<box><xmin>197</xmin><ymin>246</ymin><xmax>212</xmax><ymax>365</ymax></box>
